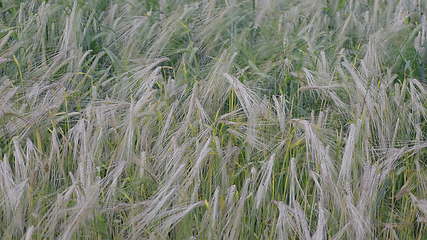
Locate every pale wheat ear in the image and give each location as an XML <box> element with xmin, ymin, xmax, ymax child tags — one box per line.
<box><xmin>254</xmin><ymin>153</ymin><xmax>275</xmax><ymax>209</ymax></box>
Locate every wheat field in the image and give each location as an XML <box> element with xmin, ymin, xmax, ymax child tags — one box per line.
<box><xmin>0</xmin><ymin>0</ymin><xmax>427</xmax><ymax>239</ymax></box>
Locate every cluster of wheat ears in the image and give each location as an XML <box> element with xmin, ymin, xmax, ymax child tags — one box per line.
<box><xmin>0</xmin><ymin>0</ymin><xmax>427</xmax><ymax>239</ymax></box>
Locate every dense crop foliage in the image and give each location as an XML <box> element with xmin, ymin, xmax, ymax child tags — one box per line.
<box><xmin>0</xmin><ymin>0</ymin><xmax>427</xmax><ymax>239</ymax></box>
